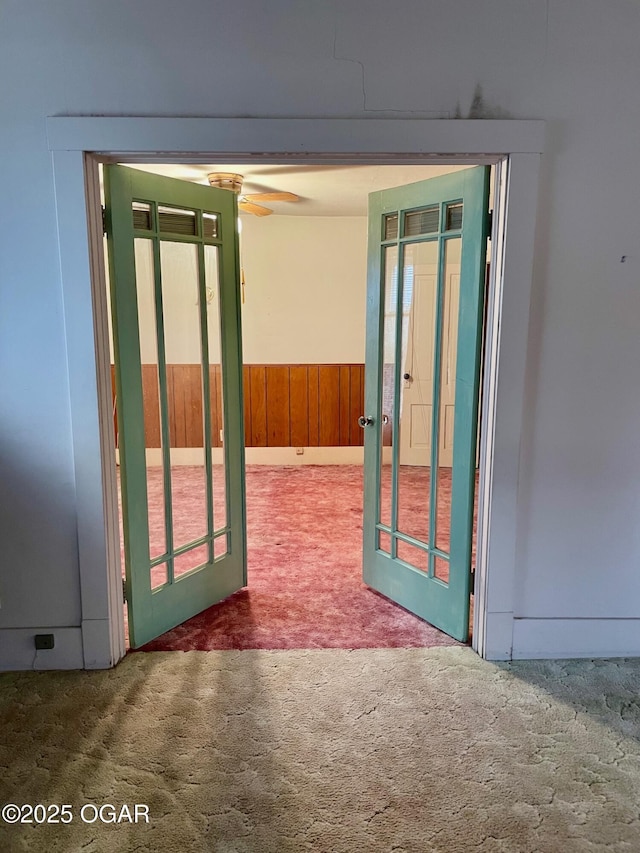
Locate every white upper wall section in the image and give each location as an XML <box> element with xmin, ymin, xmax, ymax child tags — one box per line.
<box><xmin>119</xmin><ymin>215</ymin><xmax>368</xmax><ymax>365</ymax></box>
<box><xmin>1</xmin><ymin>0</ymin><xmax>640</xmax><ymax>654</ymax></box>
<box><xmin>240</xmin><ymin>216</ymin><xmax>367</xmax><ymax>364</ymax></box>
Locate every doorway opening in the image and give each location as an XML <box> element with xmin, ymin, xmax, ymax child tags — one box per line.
<box><xmin>101</xmin><ymin>160</ymin><xmax>497</xmax><ymax>653</ymax></box>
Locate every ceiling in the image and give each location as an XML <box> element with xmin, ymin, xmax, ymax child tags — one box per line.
<box><xmin>122</xmin><ymin>162</ymin><xmax>471</xmax><ymax>217</ymax></box>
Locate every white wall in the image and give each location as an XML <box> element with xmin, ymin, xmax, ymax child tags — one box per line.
<box><xmin>123</xmin><ymin>214</ymin><xmax>368</xmax><ymax>365</ymax></box>
<box><xmin>121</xmin><ymin>237</ymin><xmax>224</xmax><ymax>365</ymax></box>
<box><xmin>1</xmin><ymin>0</ymin><xmax>640</xmax><ymax>665</ymax></box>
<box><xmin>241</xmin><ymin>215</ymin><xmax>367</xmax><ymax>364</ymax></box>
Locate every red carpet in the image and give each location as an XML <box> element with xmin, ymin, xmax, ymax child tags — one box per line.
<box><xmin>129</xmin><ymin>465</ymin><xmax>464</xmax><ymax>652</ymax></box>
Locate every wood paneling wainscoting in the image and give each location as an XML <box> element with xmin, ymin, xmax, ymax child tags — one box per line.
<box><xmin>111</xmin><ymin>364</ymin><xmax>365</xmax><ymax>448</ymax></box>
<box><xmin>244</xmin><ymin>364</ymin><xmax>364</xmax><ymax>447</ymax></box>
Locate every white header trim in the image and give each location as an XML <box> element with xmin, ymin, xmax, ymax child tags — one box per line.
<box><xmin>46</xmin><ymin>117</ymin><xmax>545</xmax><ymax>157</ymax></box>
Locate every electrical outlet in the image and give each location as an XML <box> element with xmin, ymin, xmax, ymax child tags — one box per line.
<box><xmin>295</xmin><ymin>447</ymin><xmax>304</xmax><ymax>455</ymax></box>
<box><xmin>34</xmin><ymin>634</ymin><xmax>55</xmax><ymax>650</ymax></box>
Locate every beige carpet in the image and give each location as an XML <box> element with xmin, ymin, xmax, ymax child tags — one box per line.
<box><xmin>1</xmin><ymin>648</ymin><xmax>639</xmax><ymax>853</ymax></box>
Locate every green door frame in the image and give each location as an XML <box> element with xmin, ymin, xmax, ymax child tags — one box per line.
<box><xmin>105</xmin><ymin>165</ymin><xmax>246</xmax><ymax>648</ymax></box>
<box><xmin>363</xmin><ymin>167</ymin><xmax>490</xmax><ymax>641</ymax></box>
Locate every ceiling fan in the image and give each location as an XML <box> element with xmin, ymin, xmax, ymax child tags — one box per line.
<box><xmin>207</xmin><ymin>172</ymin><xmax>299</xmax><ymax>217</ymax></box>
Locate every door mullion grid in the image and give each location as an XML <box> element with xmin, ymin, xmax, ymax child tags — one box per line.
<box><xmin>427</xmin><ymin>228</ymin><xmax>447</xmax><ymax>578</ymax></box>
<box><xmin>390</xmin><ymin>236</ymin><xmax>405</xmax><ymax>558</ymax></box>
<box><xmin>151</xmin><ymin>218</ymin><xmax>175</xmax><ymax>584</ymax></box>
<box><xmin>196</xmin><ymin>236</ymin><xmax>215</xmax><ymax>563</ymax></box>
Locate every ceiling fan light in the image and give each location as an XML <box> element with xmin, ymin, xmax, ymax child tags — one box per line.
<box><xmin>208</xmin><ymin>172</ymin><xmax>243</xmax><ymax>193</ymax></box>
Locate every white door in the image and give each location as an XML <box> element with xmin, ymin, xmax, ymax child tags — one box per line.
<box><xmin>399</xmin><ymin>241</ymin><xmax>461</xmax><ymax>466</ymax></box>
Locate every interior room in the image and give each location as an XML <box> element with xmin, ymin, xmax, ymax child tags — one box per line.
<box><xmin>104</xmin><ymin>161</ymin><xmax>488</xmax><ymax>652</ymax></box>
<box><xmin>2</xmin><ymin>3</ymin><xmax>640</xmax><ymax>850</ymax></box>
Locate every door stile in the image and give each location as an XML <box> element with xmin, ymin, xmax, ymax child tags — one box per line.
<box><xmin>106</xmin><ymin>177</ymin><xmax>151</xmax><ymax>622</ymax></box>
<box><xmin>216</xmin><ymin>215</ymin><xmax>246</xmax><ymax>570</ymax></box>
<box><xmin>364</xmin><ymin>202</ymin><xmax>384</xmax><ymax>561</ymax></box>
<box><xmin>449</xmin><ymin>177</ymin><xmax>491</xmax><ymax>611</ymax></box>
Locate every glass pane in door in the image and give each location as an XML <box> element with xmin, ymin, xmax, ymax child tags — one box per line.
<box><xmin>396</xmin><ymin>240</ymin><xmax>438</xmax><ymax>547</ymax></box>
<box><xmin>213</xmin><ymin>534</ymin><xmax>228</xmax><ymax>560</ymax></box>
<box><xmin>174</xmin><ymin>544</ymin><xmax>209</xmax><ymax>576</ymax></box>
<box><xmin>434</xmin><ymin>237</ymin><xmax>461</xmax><ymax>560</ymax></box>
<box><xmin>205</xmin><ymin>244</ymin><xmax>227</xmax><ymax>533</ymax></box>
<box><xmin>378</xmin><ymin>244</ymin><xmax>398</xmax><ymax>530</ymax></box>
<box><xmin>134</xmin><ymin>238</ymin><xmax>167</xmax><ymax>587</ymax></box>
<box><xmin>396</xmin><ymin>539</ymin><xmax>429</xmax><ymax>573</ymax></box>
<box><xmin>160</xmin><ymin>241</ymin><xmax>208</xmax><ymax>577</ymax></box>
<box><xmin>378</xmin><ymin>530</ymin><xmax>392</xmax><ymax>554</ymax></box>
<box><xmin>434</xmin><ymin>556</ymin><xmax>450</xmax><ymax>583</ymax></box>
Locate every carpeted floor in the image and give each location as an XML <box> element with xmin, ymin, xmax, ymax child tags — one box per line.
<box><xmin>1</xmin><ymin>647</ymin><xmax>639</xmax><ymax>852</ymax></box>
<box><xmin>134</xmin><ymin>465</ymin><xmax>469</xmax><ymax>652</ymax></box>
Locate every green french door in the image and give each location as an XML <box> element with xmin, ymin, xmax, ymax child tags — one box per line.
<box><xmin>105</xmin><ymin>165</ymin><xmax>246</xmax><ymax>648</ymax></box>
<box><xmin>363</xmin><ymin>167</ymin><xmax>490</xmax><ymax>642</ymax></box>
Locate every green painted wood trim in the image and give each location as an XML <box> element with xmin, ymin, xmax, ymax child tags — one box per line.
<box><xmin>375</xmin><ymin>527</ymin><xmax>450</xmax><ymax>564</ymax></box>
<box><xmin>448</xmin><ymin>168</ymin><xmax>491</xmax><ymax>641</ymax></box>
<box><xmin>105</xmin><ymin>164</ymin><xmax>247</xmax><ymax>648</ymax></box>
<box><xmin>132</xmin><ymin>231</ymin><xmax>223</xmax><ymax>245</ymax></box>
<box><xmin>149</xmin><ymin>529</ymin><xmax>230</xmax><ymax>568</ymax></box>
<box><xmin>147</xmin><ymin>558</ymin><xmax>243</xmax><ymax>639</ymax></box>
<box><xmin>364</xmin><ymin>166</ymin><xmax>490</xmax><ymax>643</ymax></box>
<box><xmin>216</xmin><ymin>214</ymin><xmax>247</xmax><ymax>583</ymax></box>
<box><xmin>363</xmin><ymin>195</ymin><xmax>384</xmax><ymax>573</ymax></box>
<box><xmin>104</xmin><ymin>167</ymin><xmax>152</xmax><ymax>647</ymax></box>
<box><xmin>172</xmin><ymin>534</ymin><xmax>211</xmax><ymax>557</ymax></box>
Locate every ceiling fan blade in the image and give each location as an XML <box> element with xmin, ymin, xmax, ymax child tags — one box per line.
<box><xmin>238</xmin><ymin>200</ymin><xmax>273</xmax><ymax>217</ymax></box>
<box><xmin>243</xmin><ymin>192</ymin><xmax>299</xmax><ymax>203</ymax></box>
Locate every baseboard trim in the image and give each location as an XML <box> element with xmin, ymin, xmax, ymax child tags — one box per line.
<box><xmin>482</xmin><ymin>611</ymin><xmax>514</xmax><ymax>661</ymax></box>
<box><xmin>82</xmin><ymin>618</ymin><xmax>121</xmax><ymax>669</ymax></box>
<box><xmin>512</xmin><ymin>618</ymin><xmax>640</xmax><ymax>659</ymax></box>
<box><xmin>243</xmin><ymin>447</ymin><xmax>364</xmax><ymax>465</ymax></box>
<box><xmin>0</xmin><ymin>627</ymin><xmax>84</xmax><ymax>671</ymax></box>
<box><xmin>115</xmin><ymin>447</ymin><xmax>366</xmax><ymax>466</ymax></box>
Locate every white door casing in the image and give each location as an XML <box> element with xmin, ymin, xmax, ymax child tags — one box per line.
<box><xmin>47</xmin><ymin>118</ymin><xmax>543</xmax><ymax>667</ymax></box>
